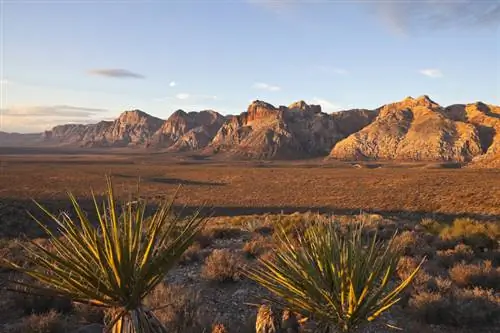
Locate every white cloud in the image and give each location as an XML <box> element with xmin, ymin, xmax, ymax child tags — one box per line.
<box><xmin>252</xmin><ymin>82</ymin><xmax>281</xmax><ymax>92</ymax></box>
<box><xmin>169</xmin><ymin>81</ymin><xmax>177</xmax><ymax>87</ymax></box>
<box><xmin>176</xmin><ymin>93</ymin><xmax>190</xmax><ymax>100</ymax></box>
<box><xmin>310</xmin><ymin>97</ymin><xmax>342</xmax><ymax>113</ymax></box>
<box><xmin>0</xmin><ymin>105</ymin><xmax>108</xmax><ymax>133</ymax></box>
<box><xmin>419</xmin><ymin>69</ymin><xmax>443</xmax><ymax>78</ymax></box>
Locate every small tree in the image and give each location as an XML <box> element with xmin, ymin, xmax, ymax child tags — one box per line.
<box><xmin>247</xmin><ymin>222</ymin><xmax>423</xmax><ymax>332</ymax></box>
<box><xmin>1</xmin><ymin>177</ymin><xmax>206</xmax><ymax>332</ymax></box>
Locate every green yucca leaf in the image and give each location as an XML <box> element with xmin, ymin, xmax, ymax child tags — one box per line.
<box><xmin>1</xmin><ymin>176</ymin><xmax>206</xmax><ymax>333</ymax></box>
<box><xmin>247</xmin><ymin>221</ymin><xmax>423</xmax><ymax>333</ymax></box>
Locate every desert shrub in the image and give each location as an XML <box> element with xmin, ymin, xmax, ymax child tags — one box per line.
<box><xmin>242</xmin><ymin>236</ymin><xmax>272</xmax><ymax>259</ymax></box>
<box><xmin>393</xmin><ymin>231</ymin><xmax>419</xmax><ymax>256</ymax></box>
<box><xmin>11</xmin><ymin>287</ymin><xmax>72</xmax><ymax>315</ymax></box>
<box><xmin>7</xmin><ymin>310</ymin><xmax>66</xmax><ymax>333</ymax></box>
<box><xmin>179</xmin><ymin>243</ymin><xmax>203</xmax><ymax>265</ymax></box>
<box><xmin>449</xmin><ymin>260</ymin><xmax>500</xmax><ymax>290</ymax></box>
<box><xmin>201</xmin><ymin>249</ymin><xmax>245</xmax><ymax>282</ymax></box>
<box><xmin>204</xmin><ymin>227</ymin><xmax>242</xmax><ymax>240</ymax></box>
<box><xmin>409</xmin><ymin>288</ymin><xmax>500</xmax><ymax>326</ymax></box>
<box><xmin>144</xmin><ymin>283</ymin><xmax>204</xmax><ymax>332</ymax></box>
<box><xmin>420</xmin><ymin>218</ymin><xmax>444</xmax><ymax>235</ymax></box>
<box><xmin>439</xmin><ymin>218</ymin><xmax>499</xmax><ymax>250</ymax></box>
<box><xmin>1</xmin><ymin>177</ymin><xmax>206</xmax><ymax>332</ymax></box>
<box><xmin>248</xmin><ymin>222</ymin><xmax>422</xmax><ymax>332</ymax></box>
<box><xmin>211</xmin><ymin>323</ymin><xmax>228</xmax><ymax>333</ymax></box>
<box><xmin>436</xmin><ymin>243</ymin><xmax>474</xmax><ymax>268</ymax></box>
<box><xmin>73</xmin><ymin>302</ymin><xmax>105</xmax><ymax>324</ymax></box>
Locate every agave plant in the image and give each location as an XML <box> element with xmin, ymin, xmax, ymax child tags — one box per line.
<box><xmin>247</xmin><ymin>221</ymin><xmax>423</xmax><ymax>333</ymax></box>
<box><xmin>1</xmin><ymin>177</ymin><xmax>206</xmax><ymax>333</ymax></box>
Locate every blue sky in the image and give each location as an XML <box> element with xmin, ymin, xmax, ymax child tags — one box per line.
<box><xmin>1</xmin><ymin>0</ymin><xmax>499</xmax><ymax>132</ymax></box>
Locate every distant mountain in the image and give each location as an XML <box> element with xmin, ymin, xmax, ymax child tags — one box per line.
<box><xmin>443</xmin><ymin>102</ymin><xmax>500</xmax><ymax>167</ymax></box>
<box><xmin>0</xmin><ymin>131</ymin><xmax>43</xmax><ymax>146</ymax></box>
<box><xmin>329</xmin><ymin>96</ymin><xmax>482</xmax><ymax>162</ymax></box>
<box><xmin>152</xmin><ymin>110</ymin><xmax>226</xmax><ymax>151</ymax></box>
<box><xmin>2</xmin><ymin>97</ymin><xmax>500</xmax><ymax>167</ymax></box>
<box><xmin>209</xmin><ymin>100</ymin><xmax>376</xmax><ymax>159</ymax></box>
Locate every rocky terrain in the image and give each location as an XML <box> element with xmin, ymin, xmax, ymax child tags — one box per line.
<box><xmin>329</xmin><ymin>96</ymin><xmax>483</xmax><ymax>162</ymax></box>
<box><xmin>209</xmin><ymin>100</ymin><xmax>376</xmax><ymax>159</ymax></box>
<box><xmin>3</xmin><ymin>96</ymin><xmax>500</xmax><ymax>165</ymax></box>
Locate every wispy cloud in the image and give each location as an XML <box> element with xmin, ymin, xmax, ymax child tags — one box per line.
<box><xmin>419</xmin><ymin>69</ymin><xmax>443</xmax><ymax>79</ymax></box>
<box><xmin>310</xmin><ymin>97</ymin><xmax>341</xmax><ymax>113</ymax></box>
<box><xmin>2</xmin><ymin>105</ymin><xmax>107</xmax><ymax>118</ymax></box>
<box><xmin>1</xmin><ymin>105</ymin><xmax>108</xmax><ymax>133</ymax></box>
<box><xmin>159</xmin><ymin>93</ymin><xmax>218</xmax><ymax>102</ymax></box>
<box><xmin>375</xmin><ymin>1</ymin><xmax>500</xmax><ymax>34</ymax></box>
<box><xmin>169</xmin><ymin>81</ymin><xmax>177</xmax><ymax>87</ymax></box>
<box><xmin>252</xmin><ymin>82</ymin><xmax>281</xmax><ymax>92</ymax></box>
<box><xmin>88</xmin><ymin>68</ymin><xmax>145</xmax><ymax>79</ymax></box>
<box><xmin>176</xmin><ymin>93</ymin><xmax>190</xmax><ymax>100</ymax></box>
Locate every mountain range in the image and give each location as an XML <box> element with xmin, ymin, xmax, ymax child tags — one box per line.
<box><xmin>2</xmin><ymin>95</ymin><xmax>500</xmax><ymax>166</ymax></box>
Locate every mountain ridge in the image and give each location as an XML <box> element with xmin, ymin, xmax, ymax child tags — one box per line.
<box><xmin>2</xmin><ymin>96</ymin><xmax>500</xmax><ymax>167</ymax></box>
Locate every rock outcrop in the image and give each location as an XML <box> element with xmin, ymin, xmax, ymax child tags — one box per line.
<box><xmin>41</xmin><ymin>109</ymin><xmax>225</xmax><ymax>150</ymax></box>
<box><xmin>443</xmin><ymin>102</ymin><xmax>500</xmax><ymax>167</ymax></box>
<box><xmin>329</xmin><ymin>96</ymin><xmax>483</xmax><ymax>162</ymax></box>
<box><xmin>43</xmin><ymin>110</ymin><xmax>163</xmax><ymax>147</ymax></box>
<box><xmin>152</xmin><ymin>110</ymin><xmax>226</xmax><ymax>151</ymax></box>
<box><xmin>210</xmin><ymin>100</ymin><xmax>376</xmax><ymax>159</ymax></box>
<box><xmin>4</xmin><ymin>96</ymin><xmax>500</xmax><ymax>166</ymax></box>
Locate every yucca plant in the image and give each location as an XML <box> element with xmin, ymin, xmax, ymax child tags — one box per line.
<box><xmin>1</xmin><ymin>177</ymin><xmax>206</xmax><ymax>333</ymax></box>
<box><xmin>247</xmin><ymin>221</ymin><xmax>423</xmax><ymax>333</ymax></box>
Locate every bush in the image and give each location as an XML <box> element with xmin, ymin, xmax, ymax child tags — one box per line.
<box><xmin>420</xmin><ymin>218</ymin><xmax>443</xmax><ymax>235</ymax></box>
<box><xmin>11</xmin><ymin>288</ymin><xmax>72</xmax><ymax>315</ymax></box>
<box><xmin>449</xmin><ymin>261</ymin><xmax>500</xmax><ymax>290</ymax></box>
<box><xmin>201</xmin><ymin>249</ymin><xmax>245</xmax><ymax>282</ymax></box>
<box><xmin>439</xmin><ymin>218</ymin><xmax>499</xmax><ymax>250</ymax></box>
<box><xmin>436</xmin><ymin>243</ymin><xmax>474</xmax><ymax>268</ymax></box>
<box><xmin>144</xmin><ymin>283</ymin><xmax>205</xmax><ymax>332</ymax></box>
<box><xmin>242</xmin><ymin>236</ymin><xmax>272</xmax><ymax>259</ymax></box>
<box><xmin>204</xmin><ymin>227</ymin><xmax>242</xmax><ymax>240</ymax></box>
<box><xmin>179</xmin><ymin>243</ymin><xmax>203</xmax><ymax>265</ymax></box>
<box><xmin>7</xmin><ymin>310</ymin><xmax>66</xmax><ymax>333</ymax></box>
<box><xmin>409</xmin><ymin>288</ymin><xmax>500</xmax><ymax>327</ymax></box>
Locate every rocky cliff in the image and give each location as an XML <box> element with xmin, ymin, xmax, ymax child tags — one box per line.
<box><xmin>329</xmin><ymin>96</ymin><xmax>483</xmax><ymax>162</ymax></box>
<box><xmin>210</xmin><ymin>100</ymin><xmax>376</xmax><ymax>159</ymax></box>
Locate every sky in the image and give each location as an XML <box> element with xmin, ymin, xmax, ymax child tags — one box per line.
<box><xmin>1</xmin><ymin>0</ymin><xmax>499</xmax><ymax>133</ymax></box>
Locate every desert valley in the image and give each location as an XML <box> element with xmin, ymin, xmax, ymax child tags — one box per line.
<box><xmin>1</xmin><ymin>95</ymin><xmax>500</xmax><ymax>333</ymax></box>
<box><xmin>2</xmin><ymin>0</ymin><xmax>500</xmax><ymax>332</ymax></box>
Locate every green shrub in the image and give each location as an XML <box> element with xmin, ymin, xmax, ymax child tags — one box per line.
<box><xmin>248</xmin><ymin>222</ymin><xmax>422</xmax><ymax>333</ymax></box>
<box><xmin>439</xmin><ymin>218</ymin><xmax>499</xmax><ymax>250</ymax></box>
<box><xmin>1</xmin><ymin>177</ymin><xmax>206</xmax><ymax>332</ymax></box>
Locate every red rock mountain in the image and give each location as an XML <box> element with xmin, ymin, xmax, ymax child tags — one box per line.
<box><xmin>3</xmin><ymin>96</ymin><xmax>500</xmax><ymax>166</ymax></box>
<box><xmin>329</xmin><ymin>96</ymin><xmax>483</xmax><ymax>162</ymax></box>
<box><xmin>209</xmin><ymin>100</ymin><xmax>376</xmax><ymax>159</ymax></box>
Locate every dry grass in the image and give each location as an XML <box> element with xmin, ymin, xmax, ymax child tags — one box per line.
<box><xmin>449</xmin><ymin>261</ymin><xmax>500</xmax><ymax>290</ymax></box>
<box><xmin>6</xmin><ymin>310</ymin><xmax>67</xmax><ymax>333</ymax></box>
<box><xmin>201</xmin><ymin>249</ymin><xmax>245</xmax><ymax>283</ymax></box>
<box><xmin>144</xmin><ymin>283</ymin><xmax>205</xmax><ymax>333</ymax></box>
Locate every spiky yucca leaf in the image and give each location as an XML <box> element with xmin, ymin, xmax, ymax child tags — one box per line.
<box><xmin>247</xmin><ymin>222</ymin><xmax>423</xmax><ymax>333</ymax></box>
<box><xmin>1</xmin><ymin>177</ymin><xmax>206</xmax><ymax>333</ymax></box>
